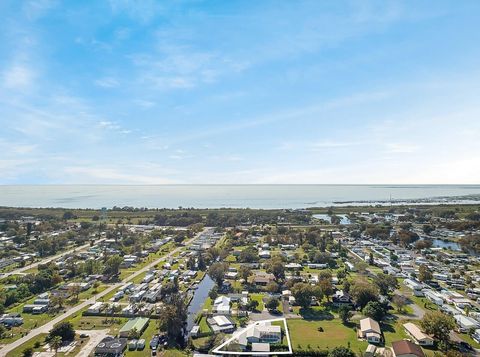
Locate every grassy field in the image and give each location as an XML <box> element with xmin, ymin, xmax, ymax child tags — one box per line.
<box><xmin>70</xmin><ymin>312</ymin><xmax>129</xmax><ymax>335</ymax></box>
<box><xmin>202</xmin><ymin>297</ymin><xmax>213</xmax><ymax>311</ymax></box>
<box><xmin>287</xmin><ymin>318</ymin><xmax>368</xmax><ymax>352</ymax></box>
<box><xmin>5</xmin><ymin>333</ymin><xmax>48</xmax><ymax>357</ymax></box>
<box><xmin>198</xmin><ymin>316</ymin><xmax>211</xmax><ymax>333</ymax></box>
<box><xmin>250</xmin><ymin>293</ymin><xmax>265</xmax><ymax>311</ymax></box>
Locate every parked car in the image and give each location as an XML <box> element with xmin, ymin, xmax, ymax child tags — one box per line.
<box><xmin>150</xmin><ymin>335</ymin><xmax>159</xmax><ymax>350</ymax></box>
<box><xmin>459</xmin><ymin>341</ymin><xmax>473</xmax><ymax>352</ymax></box>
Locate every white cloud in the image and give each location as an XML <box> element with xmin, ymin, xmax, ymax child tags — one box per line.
<box><xmin>133</xmin><ymin>99</ymin><xmax>155</xmax><ymax>108</ymax></box>
<box><xmin>94</xmin><ymin>77</ymin><xmax>119</xmax><ymax>88</ymax></box>
<box><xmin>385</xmin><ymin>143</ymin><xmax>420</xmax><ymax>154</ymax></box>
<box><xmin>23</xmin><ymin>0</ymin><xmax>58</xmax><ymax>19</ymax></box>
<box><xmin>2</xmin><ymin>64</ymin><xmax>35</xmax><ymax>89</ymax></box>
<box><xmin>108</xmin><ymin>0</ymin><xmax>164</xmax><ymax>24</ymax></box>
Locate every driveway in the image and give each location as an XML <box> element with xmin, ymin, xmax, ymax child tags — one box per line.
<box><xmin>75</xmin><ymin>329</ymin><xmax>109</xmax><ymax>357</ymax></box>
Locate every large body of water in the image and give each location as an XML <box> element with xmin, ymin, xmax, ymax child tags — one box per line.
<box><xmin>1</xmin><ymin>185</ymin><xmax>480</xmax><ymax>209</ymax></box>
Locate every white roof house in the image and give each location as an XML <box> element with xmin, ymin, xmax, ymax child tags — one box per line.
<box><xmin>87</xmin><ymin>302</ymin><xmax>104</xmax><ymax>314</ymax></box>
<box><xmin>359</xmin><ymin>318</ymin><xmax>382</xmax><ymax>344</ymax></box>
<box><xmin>424</xmin><ymin>290</ymin><xmax>444</xmax><ymax>306</ymax></box>
<box><xmin>213</xmin><ymin>315</ymin><xmax>232</xmax><ymax>327</ymax></box>
<box><xmin>246</xmin><ymin>323</ymin><xmax>282</xmax><ymax>344</ymax></box>
<box><xmin>454</xmin><ymin>314</ymin><xmax>480</xmax><ymax>332</ymax></box>
<box><xmin>213</xmin><ymin>296</ymin><xmax>231</xmax><ymax>315</ymax></box>
<box><xmin>403</xmin><ymin>322</ymin><xmax>434</xmax><ymax>346</ymax></box>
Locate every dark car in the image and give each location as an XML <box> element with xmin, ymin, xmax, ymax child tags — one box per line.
<box><xmin>158</xmin><ymin>334</ymin><xmax>168</xmax><ymax>346</ymax></box>
<box><xmin>459</xmin><ymin>341</ymin><xmax>473</xmax><ymax>351</ymax></box>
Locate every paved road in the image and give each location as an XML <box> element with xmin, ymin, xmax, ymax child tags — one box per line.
<box><xmin>0</xmin><ymin>229</ymin><xmax>209</xmax><ymax>356</ymax></box>
<box><xmin>1</xmin><ymin>239</ymin><xmax>105</xmax><ymax>278</ymax></box>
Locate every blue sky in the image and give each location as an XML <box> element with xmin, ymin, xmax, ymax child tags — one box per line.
<box><xmin>1</xmin><ymin>0</ymin><xmax>480</xmax><ymax>184</ymax></box>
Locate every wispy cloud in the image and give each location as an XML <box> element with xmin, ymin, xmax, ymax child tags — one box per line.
<box><xmin>94</xmin><ymin>77</ymin><xmax>119</xmax><ymax>88</ymax></box>
<box><xmin>2</xmin><ymin>64</ymin><xmax>35</xmax><ymax>90</ymax></box>
<box><xmin>385</xmin><ymin>143</ymin><xmax>420</xmax><ymax>154</ymax></box>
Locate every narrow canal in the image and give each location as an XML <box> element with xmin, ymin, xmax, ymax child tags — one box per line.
<box><xmin>186</xmin><ymin>274</ymin><xmax>215</xmax><ymax>331</ymax></box>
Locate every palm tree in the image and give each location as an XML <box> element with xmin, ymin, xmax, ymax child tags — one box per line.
<box><xmin>50</xmin><ymin>336</ymin><xmax>62</xmax><ymax>356</ymax></box>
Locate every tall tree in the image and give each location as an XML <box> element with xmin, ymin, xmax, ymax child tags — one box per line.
<box><xmin>292</xmin><ymin>283</ymin><xmax>314</xmax><ymax>309</ymax></box>
<box><xmin>349</xmin><ymin>280</ymin><xmax>379</xmax><ymax>309</ymax></box>
<box><xmin>48</xmin><ymin>321</ymin><xmax>75</xmax><ymax>342</ymax></box>
<box><xmin>373</xmin><ymin>273</ymin><xmax>398</xmax><ymax>295</ymax></box>
<box><xmin>239</xmin><ymin>265</ymin><xmax>252</xmax><ymax>282</ymax></box>
<box><xmin>363</xmin><ymin>301</ymin><xmax>386</xmax><ymax>321</ymax></box>
<box><xmin>418</xmin><ymin>264</ymin><xmax>433</xmax><ymax>282</ymax></box>
<box><xmin>103</xmin><ymin>255</ymin><xmax>123</xmax><ymax>276</ymax></box>
<box><xmin>338</xmin><ymin>305</ymin><xmax>353</xmax><ymax>324</ymax></box>
<box><xmin>420</xmin><ymin>311</ymin><xmax>455</xmax><ymax>347</ymax></box>
<box><xmin>50</xmin><ymin>336</ymin><xmax>62</xmax><ymax>356</ymax></box>
<box><xmin>266</xmin><ymin>258</ymin><xmax>285</xmax><ymax>282</ymax></box>
<box><xmin>158</xmin><ymin>294</ymin><xmax>188</xmax><ymax>345</ymax></box>
<box><xmin>208</xmin><ymin>262</ymin><xmax>228</xmax><ymax>286</ymax></box>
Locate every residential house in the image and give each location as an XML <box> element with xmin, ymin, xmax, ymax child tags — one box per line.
<box><xmin>333</xmin><ymin>290</ymin><xmax>352</xmax><ymax>306</ymax></box>
<box><xmin>358</xmin><ymin>318</ymin><xmax>382</xmax><ymax>344</ymax></box>
<box><xmin>207</xmin><ymin>315</ymin><xmax>236</xmax><ymax>334</ymax></box>
<box><xmin>251</xmin><ymin>272</ymin><xmax>275</xmax><ymax>286</ymax></box>
<box><xmin>403</xmin><ymin>323</ymin><xmax>434</xmax><ymax>346</ymax></box>
<box><xmin>213</xmin><ymin>296</ymin><xmax>231</xmax><ymax>315</ymax></box>
<box><xmin>119</xmin><ymin>317</ymin><xmax>149</xmax><ymax>338</ymax></box>
<box><xmin>246</xmin><ymin>323</ymin><xmax>282</xmax><ymax>344</ymax></box>
<box><xmin>0</xmin><ymin>314</ymin><xmax>23</xmax><ymax>327</ymax></box>
<box><xmin>391</xmin><ymin>340</ymin><xmax>425</xmax><ymax>357</ymax></box>
<box><xmin>94</xmin><ymin>336</ymin><xmax>127</xmax><ymax>357</ymax></box>
<box><xmin>454</xmin><ymin>314</ymin><xmax>480</xmax><ymax>333</ymax></box>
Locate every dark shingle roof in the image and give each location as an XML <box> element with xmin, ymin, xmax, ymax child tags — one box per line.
<box><xmin>392</xmin><ymin>340</ymin><xmax>425</xmax><ymax>357</ymax></box>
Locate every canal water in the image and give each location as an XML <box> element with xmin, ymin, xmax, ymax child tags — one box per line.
<box><xmin>186</xmin><ymin>274</ymin><xmax>215</xmax><ymax>331</ymax></box>
<box><xmin>432</xmin><ymin>239</ymin><xmax>461</xmax><ymax>251</ymax></box>
<box><xmin>312</xmin><ymin>214</ymin><xmax>351</xmax><ymax>224</ymax></box>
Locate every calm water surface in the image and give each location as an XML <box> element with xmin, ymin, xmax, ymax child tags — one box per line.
<box><xmin>1</xmin><ymin>185</ymin><xmax>480</xmax><ymax>209</ymax></box>
<box><xmin>186</xmin><ymin>274</ymin><xmax>215</xmax><ymax>331</ymax></box>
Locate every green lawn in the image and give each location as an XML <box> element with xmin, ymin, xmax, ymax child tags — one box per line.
<box><xmin>250</xmin><ymin>293</ymin><xmax>265</xmax><ymax>311</ymax></box>
<box><xmin>287</xmin><ymin>318</ymin><xmax>368</xmax><ymax>352</ymax></box>
<box><xmin>458</xmin><ymin>332</ymin><xmax>480</xmax><ymax>349</ymax></box>
<box><xmin>410</xmin><ymin>296</ymin><xmax>439</xmax><ymax>312</ymax></box>
<box><xmin>202</xmin><ymin>297</ymin><xmax>213</xmax><ymax>311</ymax></box>
<box><xmin>70</xmin><ymin>312</ymin><xmax>128</xmax><ymax>335</ymax></box>
<box><xmin>77</xmin><ymin>284</ymin><xmax>108</xmax><ymax>300</ymax></box>
<box><xmin>198</xmin><ymin>316</ymin><xmax>211</xmax><ymax>333</ymax></box>
<box><xmin>381</xmin><ymin>321</ymin><xmax>409</xmax><ymax>347</ymax></box>
<box><xmin>6</xmin><ymin>333</ymin><xmax>48</xmax><ymax>357</ymax></box>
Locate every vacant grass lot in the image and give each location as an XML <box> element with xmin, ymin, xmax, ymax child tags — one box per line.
<box><xmin>250</xmin><ymin>293</ymin><xmax>265</xmax><ymax>311</ymax></box>
<box><xmin>70</xmin><ymin>311</ymin><xmax>128</xmax><ymax>335</ymax></box>
<box><xmin>287</xmin><ymin>318</ymin><xmax>368</xmax><ymax>352</ymax></box>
